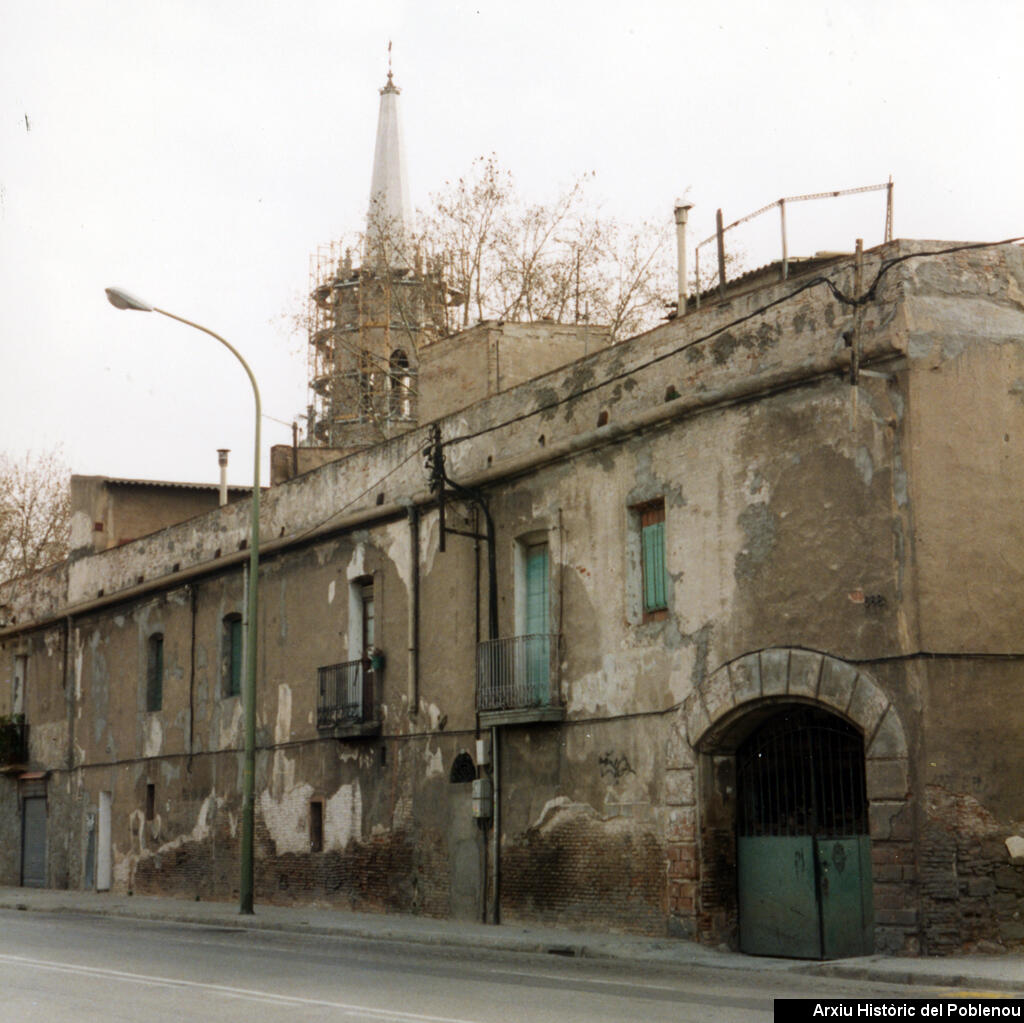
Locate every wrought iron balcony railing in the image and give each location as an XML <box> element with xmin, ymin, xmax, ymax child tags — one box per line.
<box><xmin>317</xmin><ymin>659</ymin><xmax>376</xmax><ymax>730</ymax></box>
<box><xmin>476</xmin><ymin>633</ymin><xmax>562</xmax><ymax>714</ymax></box>
<box><xmin>0</xmin><ymin>714</ymin><xmax>28</xmax><ymax>767</ymax></box>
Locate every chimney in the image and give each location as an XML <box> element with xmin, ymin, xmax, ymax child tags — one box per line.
<box><xmin>217</xmin><ymin>449</ymin><xmax>230</xmax><ymax>507</ymax></box>
<box><xmin>674</xmin><ymin>201</ymin><xmax>693</xmax><ymax>317</ymax></box>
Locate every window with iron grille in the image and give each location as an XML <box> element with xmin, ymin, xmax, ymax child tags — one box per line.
<box><xmin>737</xmin><ymin>707</ymin><xmax>868</xmax><ymax>838</ymax></box>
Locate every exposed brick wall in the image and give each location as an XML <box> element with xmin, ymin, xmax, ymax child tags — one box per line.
<box><xmin>501</xmin><ymin>802</ymin><xmax>666</xmax><ymax>936</ymax></box>
<box><xmin>697</xmin><ymin>824</ymin><xmax>738</xmax><ymax>946</ymax></box>
<box><xmin>920</xmin><ymin>786</ymin><xmax>1024</xmax><ymax>954</ymax></box>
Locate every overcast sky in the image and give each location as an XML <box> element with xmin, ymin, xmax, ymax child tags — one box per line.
<box><xmin>1</xmin><ymin>0</ymin><xmax>1021</xmax><ymax>486</ymax></box>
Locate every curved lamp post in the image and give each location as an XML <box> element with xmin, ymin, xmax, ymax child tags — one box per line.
<box><xmin>105</xmin><ymin>287</ymin><xmax>260</xmax><ymax>915</ymax></box>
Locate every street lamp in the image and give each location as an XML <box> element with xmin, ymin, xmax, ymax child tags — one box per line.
<box><xmin>105</xmin><ymin>286</ymin><xmax>261</xmax><ymax>915</ymax></box>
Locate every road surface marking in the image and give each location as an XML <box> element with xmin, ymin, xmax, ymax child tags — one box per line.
<box><xmin>0</xmin><ymin>952</ymin><xmax>482</xmax><ymax>1023</ymax></box>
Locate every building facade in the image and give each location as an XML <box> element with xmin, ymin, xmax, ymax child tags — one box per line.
<box><xmin>4</xmin><ymin>239</ymin><xmax>1024</xmax><ymax>957</ymax></box>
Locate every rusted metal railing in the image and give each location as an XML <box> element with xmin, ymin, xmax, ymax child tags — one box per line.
<box><xmin>317</xmin><ymin>659</ymin><xmax>374</xmax><ymax>728</ymax></box>
<box><xmin>694</xmin><ymin>179</ymin><xmax>894</xmax><ymax>306</ymax></box>
<box><xmin>476</xmin><ymin>633</ymin><xmax>561</xmax><ymax>712</ymax></box>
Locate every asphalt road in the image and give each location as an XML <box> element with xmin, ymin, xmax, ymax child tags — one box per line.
<box><xmin>0</xmin><ymin>910</ymin><xmax>947</xmax><ymax>1022</ymax></box>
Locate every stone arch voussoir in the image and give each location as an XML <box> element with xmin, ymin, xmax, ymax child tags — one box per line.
<box><xmin>675</xmin><ymin>648</ymin><xmax>915</xmax><ymax>951</ymax></box>
<box><xmin>683</xmin><ymin>647</ymin><xmax>913</xmax><ymax>846</ymax></box>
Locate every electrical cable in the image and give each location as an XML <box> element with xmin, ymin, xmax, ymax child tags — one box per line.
<box><xmin>281</xmin><ymin>442</ymin><xmax>424</xmax><ymax>547</ymax></box>
<box><xmin>439</xmin><ymin>237</ymin><xmax>1024</xmax><ymax>451</ymax></box>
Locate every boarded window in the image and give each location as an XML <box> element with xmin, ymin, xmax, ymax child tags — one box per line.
<box><xmin>639</xmin><ymin>501</ymin><xmax>668</xmax><ymax>620</ymax></box>
<box><xmin>146</xmin><ymin>634</ymin><xmax>163</xmax><ymax>712</ymax></box>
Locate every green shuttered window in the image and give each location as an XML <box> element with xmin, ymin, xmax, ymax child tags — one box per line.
<box><xmin>640</xmin><ymin>502</ymin><xmax>668</xmax><ymax>620</ymax></box>
<box><xmin>224</xmin><ymin>615</ymin><xmax>243</xmax><ymax>697</ymax></box>
<box><xmin>525</xmin><ymin>543</ymin><xmax>550</xmax><ymax>635</ymax></box>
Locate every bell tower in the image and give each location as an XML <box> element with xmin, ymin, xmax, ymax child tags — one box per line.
<box><xmin>306</xmin><ymin>61</ymin><xmax>453</xmax><ymax>452</ymax></box>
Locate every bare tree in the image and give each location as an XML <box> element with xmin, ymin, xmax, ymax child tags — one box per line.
<box><xmin>422</xmin><ymin>158</ymin><xmax>695</xmax><ymax>343</ymax></box>
<box><xmin>0</xmin><ymin>448</ymin><xmax>71</xmax><ymax>584</ymax></box>
<box><xmin>296</xmin><ymin>157</ymin><xmax>748</xmax><ymax>441</ymax></box>
<box><xmin>424</xmin><ymin>155</ymin><xmax>512</xmax><ymax>329</ymax></box>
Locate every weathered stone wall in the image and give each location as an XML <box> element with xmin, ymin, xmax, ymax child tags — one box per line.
<box><xmin>0</xmin><ymin>777</ymin><xmax>19</xmax><ymax>882</ymax></box>
<box><xmin>419</xmin><ymin>321</ymin><xmax>611</xmax><ymax>424</ymax></box>
<box><xmin>499</xmin><ymin>717</ymin><xmax>668</xmax><ymax>935</ymax></box>
<box><xmin>915</xmin><ymin>659</ymin><xmax>1024</xmax><ymax>953</ymax></box>
<box><xmin>5</xmin><ymin>242</ymin><xmax>1024</xmax><ymax>954</ymax></box>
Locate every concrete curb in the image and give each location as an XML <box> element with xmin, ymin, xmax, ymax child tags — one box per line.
<box><xmin>799</xmin><ymin>960</ymin><xmax>1024</xmax><ymax>994</ymax></box>
<box><xmin>4</xmin><ymin>890</ymin><xmax>1024</xmax><ymax>992</ymax></box>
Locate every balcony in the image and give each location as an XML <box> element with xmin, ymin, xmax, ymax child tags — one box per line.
<box><xmin>0</xmin><ymin>714</ymin><xmax>28</xmax><ymax>770</ymax></box>
<box><xmin>476</xmin><ymin>633</ymin><xmax>564</xmax><ymax>727</ymax></box>
<box><xmin>316</xmin><ymin>659</ymin><xmax>381</xmax><ymax>738</ymax></box>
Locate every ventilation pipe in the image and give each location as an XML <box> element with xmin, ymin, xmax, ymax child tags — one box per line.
<box><xmin>217</xmin><ymin>449</ymin><xmax>230</xmax><ymax>506</ymax></box>
<box><xmin>674</xmin><ymin>201</ymin><xmax>693</xmax><ymax>317</ymax></box>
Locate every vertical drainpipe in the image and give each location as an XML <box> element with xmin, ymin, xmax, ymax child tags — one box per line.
<box><xmin>407</xmin><ymin>505</ymin><xmax>419</xmax><ymax>716</ymax></box>
<box><xmin>491</xmin><ymin>722</ymin><xmax>501</xmax><ymax>925</ymax></box>
<box><xmin>188</xmin><ymin>584</ymin><xmax>197</xmax><ymax>761</ymax></box>
<box><xmin>217</xmin><ymin>449</ymin><xmax>230</xmax><ymax>507</ymax></box>
<box><xmin>481</xmin><ymin>500</ymin><xmax>500</xmax><ymax>925</ymax></box>
<box><xmin>63</xmin><ymin>616</ymin><xmax>73</xmax><ymax>773</ymax></box>
<box><xmin>674</xmin><ymin>202</ymin><xmax>693</xmax><ymax>317</ymax></box>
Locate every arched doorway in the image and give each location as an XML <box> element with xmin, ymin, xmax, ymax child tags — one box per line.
<box><xmin>736</xmin><ymin>705</ymin><xmax>873</xmax><ymax>958</ymax></box>
<box><xmin>671</xmin><ymin>648</ymin><xmax>912</xmax><ymax>956</ymax></box>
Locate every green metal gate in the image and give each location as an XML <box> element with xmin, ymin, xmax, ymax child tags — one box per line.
<box><xmin>736</xmin><ymin>707</ymin><xmax>873</xmax><ymax>959</ymax></box>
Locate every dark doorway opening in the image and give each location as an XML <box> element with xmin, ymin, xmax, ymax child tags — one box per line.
<box><xmin>735</xmin><ymin>705</ymin><xmax>873</xmax><ymax>959</ymax></box>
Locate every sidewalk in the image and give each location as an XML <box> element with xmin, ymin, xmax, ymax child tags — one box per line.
<box><xmin>2</xmin><ymin>885</ymin><xmax>1024</xmax><ymax>993</ymax></box>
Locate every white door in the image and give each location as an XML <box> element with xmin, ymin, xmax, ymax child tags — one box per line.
<box><xmin>96</xmin><ymin>792</ymin><xmax>112</xmax><ymax>891</ymax></box>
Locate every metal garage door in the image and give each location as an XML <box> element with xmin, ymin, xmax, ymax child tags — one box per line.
<box><xmin>21</xmin><ymin>796</ymin><xmax>47</xmax><ymax>888</ymax></box>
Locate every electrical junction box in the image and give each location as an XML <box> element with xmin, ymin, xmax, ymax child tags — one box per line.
<box><xmin>472</xmin><ymin>777</ymin><xmax>492</xmax><ymax>819</ymax></box>
<box><xmin>475</xmin><ymin>736</ymin><xmax>492</xmax><ymax>767</ymax></box>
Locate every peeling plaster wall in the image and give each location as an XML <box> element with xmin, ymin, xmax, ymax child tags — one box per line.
<box><xmin>7</xmin><ymin>243</ymin><xmax>1024</xmax><ymax>951</ymax></box>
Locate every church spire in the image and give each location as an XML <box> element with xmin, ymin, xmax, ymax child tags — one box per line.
<box><xmin>366</xmin><ymin>44</ymin><xmax>413</xmax><ymax>267</ymax></box>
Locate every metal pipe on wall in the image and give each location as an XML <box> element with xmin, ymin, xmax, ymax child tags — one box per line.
<box><xmin>490</xmin><ymin>723</ymin><xmax>501</xmax><ymax>925</ymax></box>
<box><xmin>407</xmin><ymin>505</ymin><xmax>419</xmax><ymax>715</ymax></box>
<box><xmin>674</xmin><ymin>202</ymin><xmax>693</xmax><ymax>317</ymax></box>
<box><xmin>217</xmin><ymin>449</ymin><xmax>230</xmax><ymax>507</ymax></box>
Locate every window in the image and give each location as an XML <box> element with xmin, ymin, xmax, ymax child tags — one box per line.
<box><xmin>309</xmin><ymin>800</ymin><xmax>324</xmax><ymax>853</ymax></box>
<box><xmin>222</xmin><ymin>614</ymin><xmax>243</xmax><ymax>697</ymax></box>
<box><xmin>348</xmin><ymin>575</ymin><xmax>376</xmax><ymax>662</ymax></box>
<box><xmin>450</xmin><ymin>752</ymin><xmax>476</xmax><ymax>784</ymax></box>
<box><xmin>524</xmin><ymin>543</ymin><xmax>550</xmax><ymax>637</ymax></box>
<box><xmin>639</xmin><ymin>500</ymin><xmax>668</xmax><ymax>621</ymax></box>
<box><xmin>146</xmin><ymin>633</ymin><xmax>164</xmax><ymax>712</ymax></box>
<box><xmin>388</xmin><ymin>349</ymin><xmax>413</xmax><ymax>420</ymax></box>
<box><xmin>12</xmin><ymin>654</ymin><xmax>27</xmax><ymax>716</ymax></box>
<box><xmin>145</xmin><ymin>783</ymin><xmax>156</xmax><ymax>822</ymax></box>
<box><xmin>515</xmin><ymin>539</ymin><xmax>551</xmax><ymax>694</ymax></box>
<box><xmin>361</xmin><ymin>581</ymin><xmax>375</xmax><ymax>655</ymax></box>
